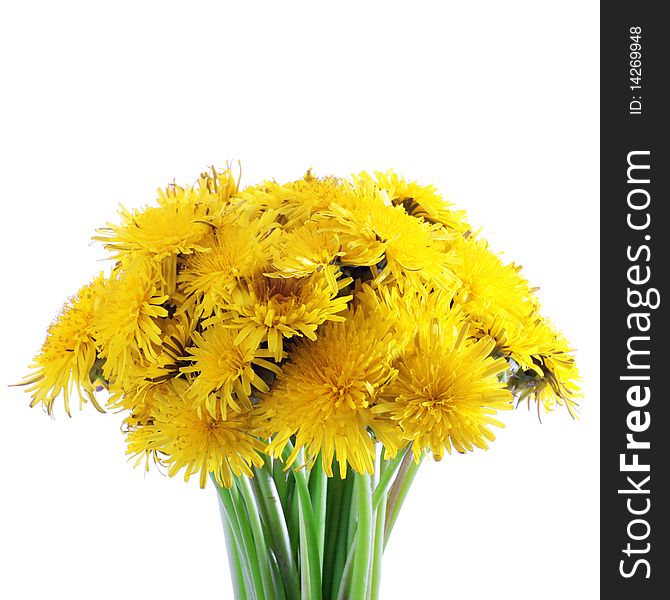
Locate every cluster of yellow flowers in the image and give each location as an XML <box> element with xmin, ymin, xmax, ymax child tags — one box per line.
<box><xmin>19</xmin><ymin>166</ymin><xmax>580</xmax><ymax>488</ymax></box>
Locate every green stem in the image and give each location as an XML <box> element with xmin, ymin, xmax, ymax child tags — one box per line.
<box><xmin>288</xmin><ymin>482</ymin><xmax>300</xmax><ymax>562</ymax></box>
<box><xmin>329</xmin><ymin>470</ymin><xmax>353</xmax><ymax>600</ymax></box>
<box><xmin>322</xmin><ymin>473</ymin><xmax>345</xmax><ymax>598</ymax></box>
<box><xmin>384</xmin><ymin>453</ymin><xmax>424</xmax><ymax>548</ymax></box>
<box><xmin>253</xmin><ymin>466</ymin><xmax>301</xmax><ymax>600</ymax></box>
<box><xmin>334</xmin><ymin>542</ymin><xmax>356</xmax><ymax>600</ymax></box>
<box><xmin>311</xmin><ymin>454</ymin><xmax>328</xmax><ymax>569</ymax></box>
<box><xmin>370</xmin><ymin>463</ymin><xmax>388</xmax><ymax>600</ymax></box>
<box><xmin>273</xmin><ymin>454</ymin><xmax>290</xmax><ymax>516</ymax></box>
<box><xmin>365</xmin><ymin>445</ymin><xmax>381</xmax><ymax>600</ymax></box>
<box><xmin>237</xmin><ymin>475</ymin><xmax>278</xmax><ymax>600</ymax></box>
<box><xmin>372</xmin><ymin>446</ymin><xmax>409</xmax><ymax>511</ymax></box>
<box><xmin>215</xmin><ymin>479</ymin><xmax>262</xmax><ymax>600</ymax></box>
<box><xmin>283</xmin><ymin>443</ymin><xmax>322</xmax><ymax>600</ymax></box>
<box><xmin>214</xmin><ymin>479</ymin><xmax>248</xmax><ymax>600</ymax></box>
<box><xmin>349</xmin><ymin>472</ymin><xmax>373</xmax><ymax>600</ymax></box>
<box><xmin>346</xmin><ymin>476</ymin><xmax>358</xmax><ymax>552</ymax></box>
<box><xmin>299</xmin><ymin>500</ymin><xmax>310</xmax><ymax>597</ymax></box>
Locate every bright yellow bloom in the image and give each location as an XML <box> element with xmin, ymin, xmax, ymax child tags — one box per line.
<box><xmin>507</xmin><ymin>317</ymin><xmax>581</xmax><ymax>417</ymax></box>
<box><xmin>237</xmin><ymin>170</ymin><xmax>346</xmax><ymax>230</ymax></box>
<box><xmin>125</xmin><ymin>379</ymin><xmax>265</xmax><ymax>488</ymax></box>
<box><xmin>268</xmin><ymin>220</ymin><xmax>346</xmax><ymax>294</ymax></box>
<box><xmin>181</xmin><ymin>325</ymin><xmax>281</xmax><ymax>418</ymax></box>
<box><xmin>107</xmin><ymin>309</ymin><xmax>196</xmax><ymax>417</ymax></box>
<box><xmin>356</xmin><ymin>281</ymin><xmax>456</xmax><ymax>355</ymax></box>
<box><xmin>324</xmin><ymin>181</ymin><xmax>459</xmax><ymax>291</ymax></box>
<box><xmin>375</xmin><ymin>310</ymin><xmax>513</xmax><ymax>460</ymax></box>
<box><xmin>196</xmin><ymin>164</ymin><xmax>241</xmax><ymax>213</ymax></box>
<box><xmin>451</xmin><ymin>235</ymin><xmax>535</xmax><ymax>324</ymax></box>
<box><xmin>222</xmin><ymin>271</ymin><xmax>352</xmax><ymax>362</ymax></box>
<box><xmin>94</xmin><ymin>260</ymin><xmax>169</xmax><ymax>383</ymax></box>
<box><xmin>263</xmin><ymin>306</ymin><xmax>403</xmax><ymax>479</ymax></box>
<box><xmin>178</xmin><ymin>208</ymin><xmax>280</xmax><ymax>316</ymax></box>
<box><xmin>17</xmin><ymin>275</ymin><xmax>106</xmax><ymax>416</ymax></box>
<box><xmin>94</xmin><ymin>186</ymin><xmax>212</xmax><ymax>263</ymax></box>
<box><xmin>354</xmin><ymin>170</ymin><xmax>470</xmax><ymax>233</ymax></box>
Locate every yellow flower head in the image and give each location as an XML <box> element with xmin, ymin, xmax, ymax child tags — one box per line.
<box><xmin>94</xmin><ymin>184</ymin><xmax>216</xmax><ymax>264</ymax></box>
<box><xmin>223</xmin><ymin>270</ymin><xmax>352</xmax><ymax>361</ymax></box>
<box><xmin>375</xmin><ymin>310</ymin><xmax>513</xmax><ymax>460</ymax></box>
<box><xmin>268</xmin><ymin>220</ymin><xmax>346</xmax><ymax>294</ymax></box>
<box><xmin>356</xmin><ymin>281</ymin><xmax>456</xmax><ymax>355</ymax></box>
<box><xmin>452</xmin><ymin>235</ymin><xmax>535</xmax><ymax>324</ymax></box>
<box><xmin>181</xmin><ymin>325</ymin><xmax>281</xmax><ymax>418</ymax></box>
<box><xmin>178</xmin><ymin>208</ymin><xmax>280</xmax><ymax>316</ymax></box>
<box><xmin>324</xmin><ymin>180</ymin><xmax>459</xmax><ymax>291</ymax></box>
<box><xmin>107</xmin><ymin>309</ymin><xmax>196</xmax><ymax>416</ymax></box>
<box><xmin>354</xmin><ymin>170</ymin><xmax>470</xmax><ymax>233</ymax></box>
<box><xmin>262</xmin><ymin>306</ymin><xmax>403</xmax><ymax>479</ymax></box>
<box><xmin>196</xmin><ymin>164</ymin><xmax>241</xmax><ymax>211</ymax></box>
<box><xmin>94</xmin><ymin>260</ymin><xmax>169</xmax><ymax>383</ymax></box>
<box><xmin>125</xmin><ymin>379</ymin><xmax>265</xmax><ymax>488</ymax></box>
<box><xmin>237</xmin><ymin>170</ymin><xmax>346</xmax><ymax>230</ymax></box>
<box><xmin>507</xmin><ymin>317</ymin><xmax>581</xmax><ymax>418</ymax></box>
<box><xmin>17</xmin><ymin>275</ymin><xmax>107</xmax><ymax>416</ymax></box>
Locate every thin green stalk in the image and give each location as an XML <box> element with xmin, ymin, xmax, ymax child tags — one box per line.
<box><xmin>311</xmin><ymin>454</ymin><xmax>328</xmax><ymax>568</ymax></box>
<box><xmin>372</xmin><ymin>446</ymin><xmax>409</xmax><ymax>511</ymax></box>
<box><xmin>215</xmin><ymin>480</ymin><xmax>261</xmax><ymax>600</ymax></box>
<box><xmin>329</xmin><ymin>470</ymin><xmax>353</xmax><ymax>600</ymax></box>
<box><xmin>268</xmin><ymin>549</ymin><xmax>288</xmax><ymax>600</ymax></box>
<box><xmin>288</xmin><ymin>482</ymin><xmax>300</xmax><ymax>562</ymax></box>
<box><xmin>237</xmin><ymin>475</ymin><xmax>279</xmax><ymax>600</ymax></box>
<box><xmin>346</xmin><ymin>476</ymin><xmax>358</xmax><ymax>552</ymax></box>
<box><xmin>253</xmin><ymin>466</ymin><xmax>301</xmax><ymax>600</ymax></box>
<box><xmin>384</xmin><ymin>453</ymin><xmax>424</xmax><ymax>548</ymax></box>
<box><xmin>334</xmin><ymin>541</ymin><xmax>356</xmax><ymax>600</ymax></box>
<box><xmin>299</xmin><ymin>499</ymin><xmax>310</xmax><ymax>597</ymax></box>
<box><xmin>370</xmin><ymin>462</ymin><xmax>388</xmax><ymax>600</ymax></box>
<box><xmin>283</xmin><ymin>443</ymin><xmax>322</xmax><ymax>600</ymax></box>
<box><xmin>365</xmin><ymin>445</ymin><xmax>381</xmax><ymax>600</ymax></box>
<box><xmin>273</xmin><ymin>454</ymin><xmax>290</xmax><ymax>516</ymax></box>
<box><xmin>349</xmin><ymin>472</ymin><xmax>373</xmax><ymax>600</ymax></box>
<box><xmin>229</xmin><ymin>479</ymin><xmax>267</xmax><ymax>600</ymax></box>
<box><xmin>322</xmin><ymin>474</ymin><xmax>345</xmax><ymax>598</ymax></box>
<box><xmin>215</xmin><ymin>479</ymin><xmax>248</xmax><ymax>600</ymax></box>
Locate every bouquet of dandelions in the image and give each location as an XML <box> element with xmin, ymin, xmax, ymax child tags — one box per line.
<box><xmin>16</xmin><ymin>166</ymin><xmax>580</xmax><ymax>600</ymax></box>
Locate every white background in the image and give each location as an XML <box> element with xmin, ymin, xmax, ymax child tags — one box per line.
<box><xmin>0</xmin><ymin>2</ymin><xmax>599</xmax><ymax>599</ymax></box>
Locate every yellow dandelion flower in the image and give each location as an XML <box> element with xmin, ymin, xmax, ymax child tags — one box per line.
<box><xmin>94</xmin><ymin>261</ymin><xmax>168</xmax><ymax>383</ymax></box>
<box><xmin>125</xmin><ymin>379</ymin><xmax>265</xmax><ymax>488</ymax></box>
<box><xmin>93</xmin><ymin>167</ymin><xmax>240</xmax><ymax>294</ymax></box>
<box><xmin>107</xmin><ymin>309</ymin><xmax>196</xmax><ymax>416</ymax></box>
<box><xmin>178</xmin><ymin>208</ymin><xmax>280</xmax><ymax>316</ymax></box>
<box><xmin>262</xmin><ymin>307</ymin><xmax>403</xmax><ymax>479</ymax></box>
<box><xmin>196</xmin><ymin>164</ymin><xmax>241</xmax><ymax>212</ymax></box>
<box><xmin>355</xmin><ymin>170</ymin><xmax>470</xmax><ymax>233</ymax></box>
<box><xmin>237</xmin><ymin>170</ymin><xmax>346</xmax><ymax>230</ymax></box>
<box><xmin>375</xmin><ymin>311</ymin><xmax>513</xmax><ymax>460</ymax></box>
<box><xmin>268</xmin><ymin>220</ymin><xmax>346</xmax><ymax>294</ymax></box>
<box><xmin>507</xmin><ymin>317</ymin><xmax>581</xmax><ymax>417</ymax></box>
<box><xmin>93</xmin><ymin>184</ymin><xmax>215</xmax><ymax>264</ymax></box>
<box><xmin>181</xmin><ymin>325</ymin><xmax>281</xmax><ymax>418</ymax></box>
<box><xmin>451</xmin><ymin>235</ymin><xmax>535</xmax><ymax>324</ymax></box>
<box><xmin>224</xmin><ymin>271</ymin><xmax>352</xmax><ymax>361</ymax></box>
<box><xmin>356</xmin><ymin>280</ymin><xmax>456</xmax><ymax>353</ymax></box>
<box><xmin>324</xmin><ymin>181</ymin><xmax>459</xmax><ymax>291</ymax></box>
<box><xmin>16</xmin><ymin>275</ymin><xmax>107</xmax><ymax>416</ymax></box>
<box><xmin>474</xmin><ymin>312</ymin><xmax>545</xmax><ymax>376</ymax></box>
